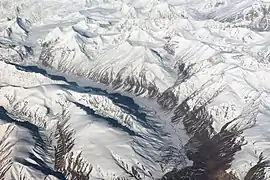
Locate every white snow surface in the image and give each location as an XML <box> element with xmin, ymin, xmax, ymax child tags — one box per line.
<box><xmin>1</xmin><ymin>0</ymin><xmax>270</xmax><ymax>179</ymax></box>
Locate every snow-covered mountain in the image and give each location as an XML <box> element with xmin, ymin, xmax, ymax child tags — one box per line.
<box><xmin>1</xmin><ymin>0</ymin><xmax>270</xmax><ymax>179</ymax></box>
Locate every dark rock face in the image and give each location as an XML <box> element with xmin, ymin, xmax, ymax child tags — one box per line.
<box><xmin>90</xmin><ymin>68</ymin><xmax>161</xmax><ymax>97</ymax></box>
<box><xmin>162</xmin><ymin>91</ymin><xmax>247</xmax><ymax>180</ymax></box>
<box><xmin>37</xmin><ymin>33</ymin><xmax>270</xmax><ymax>180</ymax></box>
<box><xmin>244</xmin><ymin>153</ymin><xmax>270</xmax><ymax>180</ymax></box>
<box><xmin>157</xmin><ymin>62</ymin><xmax>197</xmax><ymax>111</ymax></box>
<box><xmin>157</xmin><ymin>88</ymin><xmax>179</xmax><ymax>111</ymax></box>
<box><xmin>162</xmin><ymin>167</ymin><xmax>207</xmax><ymax>180</ymax></box>
<box><xmin>0</xmin><ymin>40</ymin><xmax>31</xmax><ymax>62</ymax></box>
<box><xmin>39</xmin><ymin>41</ymin><xmax>162</xmax><ymax>98</ymax></box>
<box><xmin>175</xmin><ymin>63</ymin><xmax>195</xmax><ymax>86</ymax></box>
<box><xmin>212</xmin><ymin>4</ymin><xmax>270</xmax><ymax>32</ymax></box>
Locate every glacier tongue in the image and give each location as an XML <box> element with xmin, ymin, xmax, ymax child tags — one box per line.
<box><xmin>1</xmin><ymin>0</ymin><xmax>270</xmax><ymax>179</ymax></box>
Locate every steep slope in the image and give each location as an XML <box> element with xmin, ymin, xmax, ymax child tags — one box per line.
<box><xmin>0</xmin><ymin>61</ymin><xmax>181</xmax><ymax>179</ymax></box>
<box><xmin>1</xmin><ymin>0</ymin><xmax>270</xmax><ymax>179</ymax></box>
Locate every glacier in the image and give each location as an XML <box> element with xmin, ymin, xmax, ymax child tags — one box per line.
<box><xmin>1</xmin><ymin>0</ymin><xmax>270</xmax><ymax>179</ymax></box>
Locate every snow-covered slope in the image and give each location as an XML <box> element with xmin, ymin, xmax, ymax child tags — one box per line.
<box><xmin>1</xmin><ymin>0</ymin><xmax>270</xmax><ymax>179</ymax></box>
